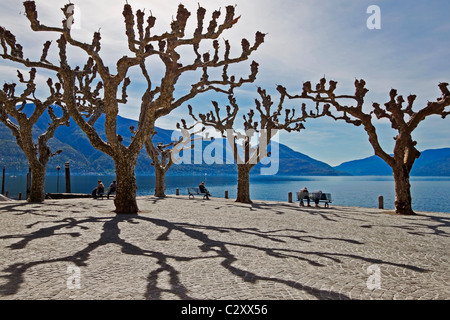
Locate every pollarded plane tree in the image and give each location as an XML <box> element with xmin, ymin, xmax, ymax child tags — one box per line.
<box><xmin>145</xmin><ymin>138</ymin><xmax>175</xmax><ymax>199</ymax></box>
<box><xmin>144</xmin><ymin>124</ymin><xmax>205</xmax><ymax>198</ymax></box>
<box><xmin>0</xmin><ymin>68</ymin><xmax>69</xmax><ymax>202</ymax></box>
<box><xmin>0</xmin><ymin>1</ymin><xmax>264</xmax><ymax>213</ymax></box>
<box><xmin>184</xmin><ymin>87</ymin><xmax>329</xmax><ymax>203</ymax></box>
<box><xmin>278</xmin><ymin>78</ymin><xmax>450</xmax><ymax>215</ymax></box>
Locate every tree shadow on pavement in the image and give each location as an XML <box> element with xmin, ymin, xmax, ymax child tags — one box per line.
<box><xmin>0</xmin><ymin>202</ymin><xmax>431</xmax><ymax>300</ymax></box>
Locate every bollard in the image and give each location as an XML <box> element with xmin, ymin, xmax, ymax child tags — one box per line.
<box><xmin>288</xmin><ymin>192</ymin><xmax>293</xmax><ymax>203</ymax></box>
<box><xmin>18</xmin><ymin>192</ymin><xmax>22</xmax><ymax>200</ymax></box>
<box><xmin>1</xmin><ymin>165</ymin><xmax>5</xmax><ymax>195</ymax></box>
<box><xmin>56</xmin><ymin>166</ymin><xmax>61</xmax><ymax>193</ymax></box>
<box><xmin>176</xmin><ymin>188</ymin><xmax>179</xmax><ymax>196</ymax></box>
<box><xmin>65</xmin><ymin>162</ymin><xmax>71</xmax><ymax>193</ymax></box>
<box><xmin>378</xmin><ymin>195</ymin><xmax>384</xmax><ymax>209</ymax></box>
<box><xmin>225</xmin><ymin>190</ymin><xmax>228</xmax><ymax>199</ymax></box>
<box><xmin>6</xmin><ymin>191</ymin><xmax>9</xmax><ymax>198</ymax></box>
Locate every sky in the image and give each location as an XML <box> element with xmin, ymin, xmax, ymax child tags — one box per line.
<box><xmin>0</xmin><ymin>0</ymin><xmax>449</xmax><ymax>166</ymax></box>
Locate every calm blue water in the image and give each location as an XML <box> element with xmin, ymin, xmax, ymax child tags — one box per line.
<box><xmin>2</xmin><ymin>174</ymin><xmax>450</xmax><ymax>213</ymax></box>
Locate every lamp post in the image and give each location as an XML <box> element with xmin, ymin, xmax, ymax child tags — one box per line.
<box><xmin>65</xmin><ymin>162</ymin><xmax>71</xmax><ymax>193</ymax></box>
<box><xmin>56</xmin><ymin>166</ymin><xmax>61</xmax><ymax>193</ymax></box>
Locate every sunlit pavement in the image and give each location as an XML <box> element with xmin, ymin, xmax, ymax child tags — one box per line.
<box><xmin>0</xmin><ymin>196</ymin><xmax>448</xmax><ymax>300</ymax></box>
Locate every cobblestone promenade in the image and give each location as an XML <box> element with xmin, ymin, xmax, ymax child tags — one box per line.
<box><xmin>0</xmin><ymin>196</ymin><xmax>448</xmax><ymax>300</ymax></box>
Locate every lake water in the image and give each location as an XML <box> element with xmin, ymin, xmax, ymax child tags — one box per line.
<box><xmin>2</xmin><ymin>174</ymin><xmax>450</xmax><ymax>214</ymax></box>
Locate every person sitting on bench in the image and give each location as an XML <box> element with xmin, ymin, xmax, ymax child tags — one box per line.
<box><xmin>312</xmin><ymin>190</ymin><xmax>322</xmax><ymax>207</ymax></box>
<box><xmin>298</xmin><ymin>187</ymin><xmax>311</xmax><ymax>207</ymax></box>
<box><xmin>92</xmin><ymin>180</ymin><xmax>105</xmax><ymax>199</ymax></box>
<box><xmin>107</xmin><ymin>180</ymin><xmax>116</xmax><ymax>199</ymax></box>
<box><xmin>198</xmin><ymin>181</ymin><xmax>211</xmax><ymax>200</ymax></box>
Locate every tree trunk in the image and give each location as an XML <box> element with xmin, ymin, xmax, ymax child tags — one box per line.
<box><xmin>236</xmin><ymin>164</ymin><xmax>252</xmax><ymax>204</ymax></box>
<box><xmin>114</xmin><ymin>156</ymin><xmax>139</xmax><ymax>214</ymax></box>
<box><xmin>154</xmin><ymin>166</ymin><xmax>166</xmax><ymax>198</ymax></box>
<box><xmin>28</xmin><ymin>164</ymin><xmax>46</xmax><ymax>203</ymax></box>
<box><xmin>392</xmin><ymin>164</ymin><xmax>415</xmax><ymax>215</ymax></box>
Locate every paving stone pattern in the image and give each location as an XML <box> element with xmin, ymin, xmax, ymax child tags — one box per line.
<box><xmin>0</xmin><ymin>196</ymin><xmax>448</xmax><ymax>300</ymax></box>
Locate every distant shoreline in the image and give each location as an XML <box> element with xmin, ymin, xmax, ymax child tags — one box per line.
<box><xmin>2</xmin><ymin>175</ymin><xmax>450</xmax><ymax>214</ymax></box>
<box><xmin>3</xmin><ymin>173</ymin><xmax>450</xmax><ymax>177</ymax></box>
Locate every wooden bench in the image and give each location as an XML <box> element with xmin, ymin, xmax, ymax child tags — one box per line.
<box><xmin>296</xmin><ymin>192</ymin><xmax>332</xmax><ymax>208</ymax></box>
<box><xmin>97</xmin><ymin>188</ymin><xmax>116</xmax><ymax>199</ymax></box>
<box><xmin>187</xmin><ymin>187</ymin><xmax>210</xmax><ymax>200</ymax></box>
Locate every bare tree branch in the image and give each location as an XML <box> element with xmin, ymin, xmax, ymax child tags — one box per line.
<box><xmin>0</xmin><ymin>1</ymin><xmax>264</xmax><ymax>213</ymax></box>
<box><xmin>0</xmin><ymin>68</ymin><xmax>69</xmax><ymax>202</ymax></box>
<box><xmin>183</xmin><ymin>86</ymin><xmax>327</xmax><ymax>203</ymax></box>
<box><xmin>281</xmin><ymin>77</ymin><xmax>450</xmax><ymax>214</ymax></box>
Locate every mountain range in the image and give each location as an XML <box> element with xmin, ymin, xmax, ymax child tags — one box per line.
<box><xmin>0</xmin><ymin>106</ymin><xmax>449</xmax><ymax>176</ymax></box>
<box><xmin>334</xmin><ymin>148</ymin><xmax>450</xmax><ymax>176</ymax></box>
